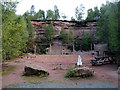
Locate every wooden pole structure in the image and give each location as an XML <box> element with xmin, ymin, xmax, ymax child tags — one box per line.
<box><xmin>61</xmin><ymin>45</ymin><xmax>63</xmax><ymax>55</ymax></box>
<box><xmin>33</xmin><ymin>41</ymin><xmax>36</xmax><ymax>55</ymax></box>
<box><xmin>91</xmin><ymin>43</ymin><xmax>92</xmax><ymax>51</ymax></box>
<box><xmin>34</xmin><ymin>44</ymin><xmax>36</xmax><ymax>55</ymax></box>
<box><xmin>73</xmin><ymin>44</ymin><xmax>75</xmax><ymax>55</ymax></box>
<box><xmin>50</xmin><ymin>43</ymin><xmax>51</xmax><ymax>55</ymax></box>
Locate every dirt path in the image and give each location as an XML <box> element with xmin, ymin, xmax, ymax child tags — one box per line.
<box><xmin>2</xmin><ymin>55</ymin><xmax>118</xmax><ymax>88</ymax></box>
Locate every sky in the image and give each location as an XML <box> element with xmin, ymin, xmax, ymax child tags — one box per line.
<box><xmin>16</xmin><ymin>0</ymin><xmax>114</xmax><ymax>20</ymax></box>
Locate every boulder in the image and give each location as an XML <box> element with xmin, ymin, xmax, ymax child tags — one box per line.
<box><xmin>24</xmin><ymin>64</ymin><xmax>49</xmax><ymax>76</ymax></box>
<box><xmin>66</xmin><ymin>67</ymin><xmax>94</xmax><ymax>77</ymax></box>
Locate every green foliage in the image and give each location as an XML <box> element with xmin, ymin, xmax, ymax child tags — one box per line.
<box><xmin>60</xmin><ymin>26</ymin><xmax>74</xmax><ymax>44</ymax></box>
<box><xmin>82</xmin><ymin>33</ymin><xmax>92</xmax><ymax>51</ymax></box>
<box><xmin>65</xmin><ymin>68</ymin><xmax>77</xmax><ymax>77</ymax></box>
<box><xmin>46</xmin><ymin>10</ymin><xmax>55</xmax><ymax>20</ymax></box>
<box><xmin>23</xmin><ymin>10</ymin><xmax>34</xmax><ymax>53</ymax></box>
<box><xmin>54</xmin><ymin>5</ymin><xmax>60</xmax><ymax>20</ymax></box>
<box><xmin>36</xmin><ymin>44</ymin><xmax>47</xmax><ymax>54</ymax></box>
<box><xmin>65</xmin><ymin>68</ymin><xmax>73</xmax><ymax>77</ymax></box>
<box><xmin>46</xmin><ymin>5</ymin><xmax>60</xmax><ymax>20</ymax></box>
<box><xmin>2</xmin><ymin>2</ymin><xmax>28</xmax><ymax>60</ymax></box>
<box><xmin>1</xmin><ymin>2</ymin><xmax>18</xmax><ymax>12</ymax></box>
<box><xmin>60</xmin><ymin>26</ymin><xmax>66</xmax><ymax>40</ymax></box>
<box><xmin>75</xmin><ymin>4</ymin><xmax>85</xmax><ymax>21</ymax></box>
<box><xmin>86</xmin><ymin>6</ymin><xmax>100</xmax><ymax>20</ymax></box>
<box><xmin>75</xmin><ymin>39</ymin><xmax>82</xmax><ymax>51</ymax></box>
<box><xmin>61</xmin><ymin>13</ymin><xmax>67</xmax><ymax>20</ymax></box>
<box><xmin>34</xmin><ymin>9</ymin><xmax>45</xmax><ymax>20</ymax></box>
<box><xmin>86</xmin><ymin>9</ymin><xmax>94</xmax><ymax>20</ymax></box>
<box><xmin>44</xmin><ymin>24</ymin><xmax>55</xmax><ymax>43</ymax></box>
<box><xmin>71</xmin><ymin>16</ymin><xmax>75</xmax><ymax>21</ymax></box>
<box><xmin>23</xmin><ymin>12</ymin><xmax>34</xmax><ymax>40</ymax></box>
<box><xmin>29</xmin><ymin>5</ymin><xmax>36</xmax><ymax>19</ymax></box>
<box><xmin>97</xmin><ymin>1</ymin><xmax>120</xmax><ymax>60</ymax></box>
<box><xmin>30</xmin><ymin>82</ymin><xmax>41</xmax><ymax>84</ymax></box>
<box><xmin>74</xmin><ymin>33</ymin><xmax>93</xmax><ymax>51</ymax></box>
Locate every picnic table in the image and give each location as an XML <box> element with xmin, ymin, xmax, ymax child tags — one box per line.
<box><xmin>90</xmin><ymin>56</ymin><xmax>116</xmax><ymax>66</ymax></box>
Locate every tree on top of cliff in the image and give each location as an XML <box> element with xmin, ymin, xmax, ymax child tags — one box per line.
<box><xmin>86</xmin><ymin>6</ymin><xmax>100</xmax><ymax>21</ymax></box>
<box><xmin>54</xmin><ymin>5</ymin><xmax>60</xmax><ymax>20</ymax></box>
<box><xmin>75</xmin><ymin>4</ymin><xmax>85</xmax><ymax>21</ymax></box>
<box><xmin>46</xmin><ymin>10</ymin><xmax>55</xmax><ymax>20</ymax></box>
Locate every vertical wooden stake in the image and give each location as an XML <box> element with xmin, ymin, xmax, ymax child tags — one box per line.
<box><xmin>50</xmin><ymin>44</ymin><xmax>51</xmax><ymax>55</ymax></box>
<box><xmin>34</xmin><ymin>44</ymin><xmax>36</xmax><ymax>55</ymax></box>
<box><xmin>73</xmin><ymin>44</ymin><xmax>75</xmax><ymax>55</ymax></box>
<box><xmin>91</xmin><ymin>43</ymin><xmax>92</xmax><ymax>50</ymax></box>
<box><xmin>61</xmin><ymin>45</ymin><xmax>62</xmax><ymax>55</ymax></box>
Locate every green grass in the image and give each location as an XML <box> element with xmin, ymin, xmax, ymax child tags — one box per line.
<box><xmin>29</xmin><ymin>85</ymin><xmax>34</xmax><ymax>87</ymax></box>
<box><xmin>30</xmin><ymin>82</ymin><xmax>41</xmax><ymax>84</ymax></box>
<box><xmin>48</xmin><ymin>80</ymin><xmax>56</xmax><ymax>83</ymax></box>
<box><xmin>65</xmin><ymin>67</ymin><xmax>77</xmax><ymax>77</ymax></box>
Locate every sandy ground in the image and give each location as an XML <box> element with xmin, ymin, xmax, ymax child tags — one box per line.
<box><xmin>2</xmin><ymin>55</ymin><xmax>118</xmax><ymax>88</ymax></box>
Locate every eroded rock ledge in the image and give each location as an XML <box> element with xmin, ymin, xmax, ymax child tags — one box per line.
<box><xmin>24</xmin><ymin>64</ymin><xmax>49</xmax><ymax>76</ymax></box>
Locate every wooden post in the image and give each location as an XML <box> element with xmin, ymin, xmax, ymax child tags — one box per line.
<box><xmin>94</xmin><ymin>44</ymin><xmax>95</xmax><ymax>50</ymax></box>
<box><xmin>73</xmin><ymin>44</ymin><xmax>75</xmax><ymax>55</ymax></box>
<box><xmin>60</xmin><ymin>64</ymin><xmax>62</xmax><ymax>69</ymax></box>
<box><xmin>61</xmin><ymin>45</ymin><xmax>63</xmax><ymax>55</ymax></box>
<box><xmin>34</xmin><ymin>44</ymin><xmax>36</xmax><ymax>55</ymax></box>
<box><xmin>91</xmin><ymin>43</ymin><xmax>92</xmax><ymax>50</ymax></box>
<box><xmin>50</xmin><ymin>43</ymin><xmax>51</xmax><ymax>55</ymax></box>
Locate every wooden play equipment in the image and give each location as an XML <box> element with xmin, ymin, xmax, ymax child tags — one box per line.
<box><xmin>90</xmin><ymin>44</ymin><xmax>116</xmax><ymax>66</ymax></box>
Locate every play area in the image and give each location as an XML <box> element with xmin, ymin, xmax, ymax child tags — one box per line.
<box><xmin>2</xmin><ymin>54</ymin><xmax>118</xmax><ymax>88</ymax></box>
<box><xmin>1</xmin><ymin>1</ymin><xmax>120</xmax><ymax>88</ymax></box>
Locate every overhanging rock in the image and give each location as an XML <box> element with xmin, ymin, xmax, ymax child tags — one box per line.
<box><xmin>24</xmin><ymin>64</ymin><xmax>49</xmax><ymax>76</ymax></box>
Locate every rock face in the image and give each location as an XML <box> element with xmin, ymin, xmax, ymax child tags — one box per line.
<box><xmin>31</xmin><ymin>20</ymin><xmax>98</xmax><ymax>42</ymax></box>
<box><xmin>24</xmin><ymin>65</ymin><xmax>49</xmax><ymax>76</ymax></box>
<box><xmin>66</xmin><ymin>67</ymin><xmax>94</xmax><ymax>77</ymax></box>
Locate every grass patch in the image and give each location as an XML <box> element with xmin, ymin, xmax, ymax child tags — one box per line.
<box><xmin>65</xmin><ymin>68</ymin><xmax>82</xmax><ymax>80</ymax></box>
<box><xmin>2</xmin><ymin>65</ymin><xmax>16</xmax><ymax>75</ymax></box>
<box><xmin>48</xmin><ymin>80</ymin><xmax>56</xmax><ymax>83</ymax></box>
<box><xmin>65</xmin><ymin>68</ymin><xmax>77</xmax><ymax>78</ymax></box>
<box><xmin>29</xmin><ymin>85</ymin><xmax>34</xmax><ymax>87</ymax></box>
<box><xmin>30</xmin><ymin>82</ymin><xmax>41</xmax><ymax>84</ymax></box>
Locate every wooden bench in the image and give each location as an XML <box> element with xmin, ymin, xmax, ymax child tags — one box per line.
<box><xmin>90</xmin><ymin>56</ymin><xmax>116</xmax><ymax>66</ymax></box>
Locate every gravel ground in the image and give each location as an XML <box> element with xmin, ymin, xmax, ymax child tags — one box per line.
<box><xmin>5</xmin><ymin>81</ymin><xmax>118</xmax><ymax>88</ymax></box>
<box><xmin>2</xmin><ymin>55</ymin><xmax>118</xmax><ymax>88</ymax></box>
